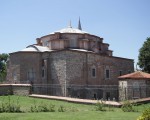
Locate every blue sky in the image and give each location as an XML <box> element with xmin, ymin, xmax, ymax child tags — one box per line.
<box><xmin>0</xmin><ymin>0</ymin><xmax>150</xmax><ymax>67</ymax></box>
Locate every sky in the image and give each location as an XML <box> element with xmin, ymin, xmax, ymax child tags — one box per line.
<box><xmin>0</xmin><ymin>0</ymin><xmax>150</xmax><ymax>68</ymax></box>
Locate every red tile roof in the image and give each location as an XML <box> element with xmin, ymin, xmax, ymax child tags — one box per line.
<box><xmin>118</xmin><ymin>71</ymin><xmax>150</xmax><ymax>80</ymax></box>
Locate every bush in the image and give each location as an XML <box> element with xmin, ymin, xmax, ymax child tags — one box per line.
<box><xmin>30</xmin><ymin>101</ymin><xmax>55</xmax><ymax>112</ymax></box>
<box><xmin>49</xmin><ymin>104</ymin><xmax>55</xmax><ymax>112</ymax></box>
<box><xmin>0</xmin><ymin>96</ymin><xmax>22</xmax><ymax>113</ymax></box>
<box><xmin>58</xmin><ymin>105</ymin><xmax>65</xmax><ymax>112</ymax></box>
<box><xmin>38</xmin><ymin>102</ymin><xmax>49</xmax><ymax>112</ymax></box>
<box><xmin>121</xmin><ymin>101</ymin><xmax>136</xmax><ymax>112</ymax></box>
<box><xmin>30</xmin><ymin>100</ymin><xmax>38</xmax><ymax>112</ymax></box>
<box><xmin>95</xmin><ymin>101</ymin><xmax>106</xmax><ymax>111</ymax></box>
<box><xmin>137</xmin><ymin>107</ymin><xmax>150</xmax><ymax>120</ymax></box>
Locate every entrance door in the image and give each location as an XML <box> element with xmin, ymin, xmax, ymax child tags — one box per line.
<box><xmin>94</xmin><ymin>93</ymin><xmax>97</xmax><ymax>100</ymax></box>
<box><xmin>106</xmin><ymin>92</ymin><xmax>110</xmax><ymax>100</ymax></box>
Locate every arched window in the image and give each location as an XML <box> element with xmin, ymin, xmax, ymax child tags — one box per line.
<box><xmin>42</xmin><ymin>68</ymin><xmax>45</xmax><ymax>78</ymax></box>
<box><xmin>91</xmin><ymin>66</ymin><xmax>96</xmax><ymax>78</ymax></box>
<box><xmin>105</xmin><ymin>66</ymin><xmax>110</xmax><ymax>79</ymax></box>
<box><xmin>119</xmin><ymin>70</ymin><xmax>122</xmax><ymax>76</ymax></box>
<box><xmin>106</xmin><ymin>69</ymin><xmax>110</xmax><ymax>79</ymax></box>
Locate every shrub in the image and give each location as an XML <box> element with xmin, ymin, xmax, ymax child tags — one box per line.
<box><xmin>137</xmin><ymin>107</ymin><xmax>150</xmax><ymax>120</ymax></box>
<box><xmin>58</xmin><ymin>105</ymin><xmax>65</xmax><ymax>112</ymax></box>
<box><xmin>30</xmin><ymin>101</ymin><xmax>56</xmax><ymax>112</ymax></box>
<box><xmin>30</xmin><ymin>100</ymin><xmax>38</xmax><ymax>112</ymax></box>
<box><xmin>49</xmin><ymin>104</ymin><xmax>55</xmax><ymax>112</ymax></box>
<box><xmin>121</xmin><ymin>101</ymin><xmax>135</xmax><ymax>112</ymax></box>
<box><xmin>38</xmin><ymin>102</ymin><xmax>49</xmax><ymax>112</ymax></box>
<box><xmin>0</xmin><ymin>96</ymin><xmax>22</xmax><ymax>113</ymax></box>
<box><xmin>95</xmin><ymin>101</ymin><xmax>106</xmax><ymax>111</ymax></box>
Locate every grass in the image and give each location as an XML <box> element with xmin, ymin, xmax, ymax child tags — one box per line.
<box><xmin>0</xmin><ymin>95</ymin><xmax>149</xmax><ymax>120</ymax></box>
<box><xmin>0</xmin><ymin>112</ymin><xmax>141</xmax><ymax>120</ymax></box>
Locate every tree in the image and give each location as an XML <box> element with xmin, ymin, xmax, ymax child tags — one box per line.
<box><xmin>138</xmin><ymin>37</ymin><xmax>150</xmax><ymax>73</ymax></box>
<box><xmin>0</xmin><ymin>53</ymin><xmax>9</xmax><ymax>82</ymax></box>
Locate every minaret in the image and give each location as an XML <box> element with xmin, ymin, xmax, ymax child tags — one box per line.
<box><xmin>68</xmin><ymin>20</ymin><xmax>72</xmax><ymax>28</ymax></box>
<box><xmin>78</xmin><ymin>17</ymin><xmax>82</xmax><ymax>30</ymax></box>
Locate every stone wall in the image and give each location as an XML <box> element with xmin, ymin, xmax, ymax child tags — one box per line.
<box><xmin>0</xmin><ymin>84</ymin><xmax>12</xmax><ymax>95</ymax></box>
<box><xmin>7</xmin><ymin>49</ymin><xmax>134</xmax><ymax>100</ymax></box>
<box><xmin>47</xmin><ymin>50</ymin><xmax>134</xmax><ymax>100</ymax></box>
<box><xmin>0</xmin><ymin>84</ymin><xmax>31</xmax><ymax>96</ymax></box>
<box><xmin>7</xmin><ymin>52</ymin><xmax>42</xmax><ymax>84</ymax></box>
<box><xmin>64</xmin><ymin>50</ymin><xmax>133</xmax><ymax>100</ymax></box>
<box><xmin>119</xmin><ymin>80</ymin><xmax>150</xmax><ymax>101</ymax></box>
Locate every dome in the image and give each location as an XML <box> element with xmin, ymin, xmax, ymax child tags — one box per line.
<box><xmin>52</xmin><ymin>27</ymin><xmax>88</xmax><ymax>34</ymax></box>
<box><xmin>50</xmin><ymin>20</ymin><xmax>89</xmax><ymax>34</ymax></box>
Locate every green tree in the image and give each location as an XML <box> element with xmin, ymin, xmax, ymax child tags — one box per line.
<box><xmin>0</xmin><ymin>53</ymin><xmax>9</xmax><ymax>82</ymax></box>
<box><xmin>138</xmin><ymin>37</ymin><xmax>150</xmax><ymax>73</ymax></box>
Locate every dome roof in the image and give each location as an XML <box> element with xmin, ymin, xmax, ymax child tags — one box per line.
<box><xmin>50</xmin><ymin>21</ymin><xmax>88</xmax><ymax>34</ymax></box>
<box><xmin>51</xmin><ymin>27</ymin><xmax>88</xmax><ymax>34</ymax></box>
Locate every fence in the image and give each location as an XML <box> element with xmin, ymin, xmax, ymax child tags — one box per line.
<box><xmin>3</xmin><ymin>79</ymin><xmax>150</xmax><ymax>101</ymax></box>
<box><xmin>31</xmin><ymin>84</ymin><xmax>150</xmax><ymax>101</ymax></box>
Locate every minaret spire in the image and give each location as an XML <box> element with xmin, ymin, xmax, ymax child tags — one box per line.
<box><xmin>68</xmin><ymin>20</ymin><xmax>72</xmax><ymax>28</ymax></box>
<box><xmin>78</xmin><ymin>17</ymin><xmax>82</xmax><ymax>30</ymax></box>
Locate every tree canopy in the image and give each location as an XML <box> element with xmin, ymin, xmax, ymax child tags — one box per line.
<box><xmin>0</xmin><ymin>53</ymin><xmax>9</xmax><ymax>82</ymax></box>
<box><xmin>138</xmin><ymin>37</ymin><xmax>150</xmax><ymax>73</ymax></box>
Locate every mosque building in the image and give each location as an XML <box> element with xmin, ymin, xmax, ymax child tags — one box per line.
<box><xmin>7</xmin><ymin>19</ymin><xmax>134</xmax><ymax>100</ymax></box>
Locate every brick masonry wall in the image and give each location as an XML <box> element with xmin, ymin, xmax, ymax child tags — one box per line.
<box><xmin>0</xmin><ymin>84</ymin><xmax>31</xmax><ymax>96</ymax></box>
<box><xmin>7</xmin><ymin>49</ymin><xmax>134</xmax><ymax>100</ymax></box>
<box><xmin>48</xmin><ymin>51</ymin><xmax>67</xmax><ymax>96</ymax></box>
<box><xmin>48</xmin><ymin>50</ymin><xmax>134</xmax><ymax>100</ymax></box>
<box><xmin>119</xmin><ymin>80</ymin><xmax>150</xmax><ymax>101</ymax></box>
<box><xmin>7</xmin><ymin>52</ymin><xmax>42</xmax><ymax>84</ymax></box>
<box><xmin>0</xmin><ymin>85</ymin><xmax>12</xmax><ymax>95</ymax></box>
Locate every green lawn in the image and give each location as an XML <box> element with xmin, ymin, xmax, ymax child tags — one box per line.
<box><xmin>0</xmin><ymin>95</ymin><xmax>149</xmax><ymax>120</ymax></box>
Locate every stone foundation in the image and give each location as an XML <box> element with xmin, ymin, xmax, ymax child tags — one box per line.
<box><xmin>0</xmin><ymin>84</ymin><xmax>31</xmax><ymax>96</ymax></box>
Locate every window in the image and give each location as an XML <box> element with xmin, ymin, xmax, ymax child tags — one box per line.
<box><xmin>43</xmin><ymin>41</ymin><xmax>48</xmax><ymax>47</ymax></box>
<box><xmin>91</xmin><ymin>68</ymin><xmax>96</xmax><ymax>78</ymax></box>
<box><xmin>27</xmin><ymin>68</ymin><xmax>35</xmax><ymax>82</ymax></box>
<box><xmin>119</xmin><ymin>70</ymin><xmax>122</xmax><ymax>76</ymax></box>
<box><xmin>105</xmin><ymin>69</ymin><xmax>110</xmax><ymax>79</ymax></box>
<box><xmin>13</xmin><ymin>71</ymin><xmax>17</xmax><ymax>81</ymax></box>
<box><xmin>42</xmin><ymin>69</ymin><xmax>45</xmax><ymax>78</ymax></box>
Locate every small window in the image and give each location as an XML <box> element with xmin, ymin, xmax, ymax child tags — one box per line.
<box><xmin>119</xmin><ymin>70</ymin><xmax>122</xmax><ymax>76</ymax></box>
<box><xmin>42</xmin><ymin>69</ymin><xmax>45</xmax><ymax>78</ymax></box>
<box><xmin>91</xmin><ymin>68</ymin><xmax>96</xmax><ymax>77</ymax></box>
<box><xmin>106</xmin><ymin>69</ymin><xmax>110</xmax><ymax>79</ymax></box>
<box><xmin>13</xmin><ymin>72</ymin><xmax>17</xmax><ymax>81</ymax></box>
<box><xmin>43</xmin><ymin>41</ymin><xmax>48</xmax><ymax>47</ymax></box>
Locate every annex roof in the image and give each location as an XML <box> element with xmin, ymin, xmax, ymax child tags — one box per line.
<box><xmin>118</xmin><ymin>71</ymin><xmax>150</xmax><ymax>80</ymax></box>
<box><xmin>20</xmin><ymin>45</ymin><xmax>51</xmax><ymax>52</ymax></box>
